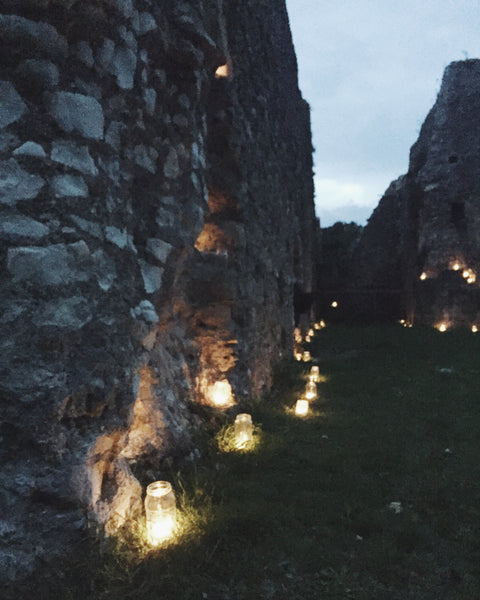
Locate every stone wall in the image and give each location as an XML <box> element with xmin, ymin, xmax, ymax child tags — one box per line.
<box><xmin>0</xmin><ymin>0</ymin><xmax>317</xmax><ymax>581</ymax></box>
<box><xmin>352</xmin><ymin>60</ymin><xmax>480</xmax><ymax>327</ymax></box>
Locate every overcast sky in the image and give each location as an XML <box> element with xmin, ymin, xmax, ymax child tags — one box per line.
<box><xmin>285</xmin><ymin>0</ymin><xmax>480</xmax><ymax>227</ymax></box>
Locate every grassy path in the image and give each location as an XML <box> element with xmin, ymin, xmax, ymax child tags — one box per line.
<box><xmin>17</xmin><ymin>325</ymin><xmax>480</xmax><ymax>599</ymax></box>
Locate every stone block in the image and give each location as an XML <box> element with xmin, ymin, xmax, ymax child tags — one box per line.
<box><xmin>38</xmin><ymin>297</ymin><xmax>93</xmax><ymax>329</ymax></box>
<box><xmin>96</xmin><ymin>38</ymin><xmax>115</xmax><ymax>71</ymax></box>
<box><xmin>0</xmin><ymin>159</ymin><xmax>45</xmax><ymax>205</ymax></box>
<box><xmin>105</xmin><ymin>121</ymin><xmax>127</xmax><ymax>151</ymax></box>
<box><xmin>131</xmin><ymin>300</ymin><xmax>159</xmax><ymax>323</ymax></box>
<box><xmin>16</xmin><ymin>59</ymin><xmax>59</xmax><ymax>89</ymax></box>
<box><xmin>134</xmin><ymin>144</ymin><xmax>157</xmax><ymax>173</ymax></box>
<box><xmin>13</xmin><ymin>141</ymin><xmax>47</xmax><ymax>158</ymax></box>
<box><xmin>146</xmin><ymin>238</ymin><xmax>173</xmax><ymax>263</ymax></box>
<box><xmin>105</xmin><ymin>225</ymin><xmax>128</xmax><ymax>249</ymax></box>
<box><xmin>0</xmin><ymin>81</ymin><xmax>26</xmax><ymax>129</ymax></box>
<box><xmin>51</xmin><ymin>141</ymin><xmax>98</xmax><ymax>175</ymax></box>
<box><xmin>0</xmin><ymin>15</ymin><xmax>68</xmax><ymax>60</ymax></box>
<box><xmin>69</xmin><ymin>215</ymin><xmax>103</xmax><ymax>239</ymax></box>
<box><xmin>51</xmin><ymin>174</ymin><xmax>88</xmax><ymax>198</ymax></box>
<box><xmin>139</xmin><ymin>260</ymin><xmax>163</xmax><ymax>293</ymax></box>
<box><xmin>112</xmin><ymin>46</ymin><xmax>137</xmax><ymax>89</ymax></box>
<box><xmin>47</xmin><ymin>92</ymin><xmax>104</xmax><ymax>140</ymax></box>
<box><xmin>7</xmin><ymin>242</ymin><xmax>91</xmax><ymax>286</ymax></box>
<box><xmin>163</xmin><ymin>147</ymin><xmax>180</xmax><ymax>178</ymax></box>
<box><xmin>75</xmin><ymin>41</ymin><xmax>94</xmax><ymax>68</ymax></box>
<box><xmin>0</xmin><ymin>214</ymin><xmax>49</xmax><ymax>239</ymax></box>
<box><xmin>92</xmin><ymin>249</ymin><xmax>117</xmax><ymax>291</ymax></box>
<box><xmin>143</xmin><ymin>87</ymin><xmax>156</xmax><ymax>115</ymax></box>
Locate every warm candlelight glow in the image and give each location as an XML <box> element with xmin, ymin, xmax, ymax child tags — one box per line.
<box><xmin>314</xmin><ymin>322</ymin><xmax>321</xmax><ymax>330</ymax></box>
<box><xmin>472</xmin><ymin>325</ymin><xmax>478</xmax><ymax>333</ymax></box>
<box><xmin>304</xmin><ymin>381</ymin><xmax>317</xmax><ymax>400</ymax></box>
<box><xmin>305</xmin><ymin>335</ymin><xmax>311</xmax><ymax>343</ymax></box>
<box><xmin>293</xmin><ymin>327</ymin><xmax>303</xmax><ymax>343</ymax></box>
<box><xmin>436</xmin><ymin>322</ymin><xmax>448</xmax><ymax>332</ymax></box>
<box><xmin>319</xmin><ymin>320</ymin><xmax>326</xmax><ymax>328</ymax></box>
<box><xmin>302</xmin><ymin>351</ymin><xmax>311</xmax><ymax>362</ymax></box>
<box><xmin>331</xmin><ymin>301</ymin><xmax>338</xmax><ymax>308</ymax></box>
<box><xmin>295</xmin><ymin>399</ymin><xmax>309</xmax><ymax>417</ymax></box>
<box><xmin>209</xmin><ymin>380</ymin><xmax>235</xmax><ymax>408</ymax></box>
<box><xmin>451</xmin><ymin>262</ymin><xmax>461</xmax><ymax>271</ymax></box>
<box><xmin>462</xmin><ymin>268</ymin><xmax>476</xmax><ymax>284</ymax></box>
<box><xmin>419</xmin><ymin>272</ymin><xmax>427</xmax><ymax>280</ymax></box>
<box><xmin>215</xmin><ymin>63</ymin><xmax>229</xmax><ymax>78</ymax></box>
<box><xmin>145</xmin><ymin>481</ymin><xmax>176</xmax><ymax>545</ymax></box>
<box><xmin>294</xmin><ymin>352</ymin><xmax>303</xmax><ymax>361</ymax></box>
<box><xmin>308</xmin><ymin>328</ymin><xmax>314</xmax><ymax>337</ymax></box>
<box><xmin>310</xmin><ymin>365</ymin><xmax>320</xmax><ymax>383</ymax></box>
<box><xmin>234</xmin><ymin>413</ymin><xmax>253</xmax><ymax>449</ymax></box>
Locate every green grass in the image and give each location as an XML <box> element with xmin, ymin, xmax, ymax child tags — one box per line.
<box><xmin>10</xmin><ymin>324</ymin><xmax>480</xmax><ymax>599</ymax></box>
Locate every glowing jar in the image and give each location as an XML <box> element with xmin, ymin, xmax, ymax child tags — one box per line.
<box><xmin>302</xmin><ymin>351</ymin><xmax>311</xmax><ymax>362</ymax></box>
<box><xmin>295</xmin><ymin>399</ymin><xmax>309</xmax><ymax>417</ymax></box>
<box><xmin>305</xmin><ymin>381</ymin><xmax>317</xmax><ymax>400</ymax></box>
<box><xmin>310</xmin><ymin>365</ymin><xmax>320</xmax><ymax>383</ymax></box>
<box><xmin>145</xmin><ymin>481</ymin><xmax>176</xmax><ymax>545</ymax></box>
<box><xmin>234</xmin><ymin>413</ymin><xmax>253</xmax><ymax>448</ymax></box>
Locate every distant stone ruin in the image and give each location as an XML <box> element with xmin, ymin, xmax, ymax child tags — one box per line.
<box><xmin>352</xmin><ymin>60</ymin><xmax>480</xmax><ymax>330</ymax></box>
<box><xmin>0</xmin><ymin>0</ymin><xmax>317</xmax><ymax>581</ymax></box>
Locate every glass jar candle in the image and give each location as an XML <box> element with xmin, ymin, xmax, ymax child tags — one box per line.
<box><xmin>234</xmin><ymin>413</ymin><xmax>253</xmax><ymax>448</ymax></box>
<box><xmin>145</xmin><ymin>481</ymin><xmax>176</xmax><ymax>544</ymax></box>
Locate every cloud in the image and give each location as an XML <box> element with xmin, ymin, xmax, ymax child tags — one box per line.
<box><xmin>314</xmin><ymin>176</ymin><xmax>384</xmax><ymax>226</ymax></box>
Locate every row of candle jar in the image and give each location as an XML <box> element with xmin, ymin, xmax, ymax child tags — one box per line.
<box><xmin>295</xmin><ymin>365</ymin><xmax>320</xmax><ymax>417</ymax></box>
<box><xmin>144</xmin><ymin>413</ymin><xmax>254</xmax><ymax>545</ymax></box>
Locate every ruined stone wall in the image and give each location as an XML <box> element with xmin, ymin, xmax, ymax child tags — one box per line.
<box><xmin>352</xmin><ymin>60</ymin><xmax>480</xmax><ymax>327</ymax></box>
<box><xmin>0</xmin><ymin>0</ymin><xmax>317</xmax><ymax>581</ymax></box>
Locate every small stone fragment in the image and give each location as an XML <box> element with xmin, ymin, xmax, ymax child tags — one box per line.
<box><xmin>51</xmin><ymin>174</ymin><xmax>88</xmax><ymax>198</ymax></box>
<box><xmin>13</xmin><ymin>141</ymin><xmax>46</xmax><ymax>158</ymax></box>
<box><xmin>0</xmin><ymin>81</ymin><xmax>27</xmax><ymax>129</ymax></box>
<box><xmin>47</xmin><ymin>92</ymin><xmax>104</xmax><ymax>139</ymax></box>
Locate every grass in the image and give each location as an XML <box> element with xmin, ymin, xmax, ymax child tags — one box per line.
<box><xmin>10</xmin><ymin>324</ymin><xmax>480</xmax><ymax>599</ymax></box>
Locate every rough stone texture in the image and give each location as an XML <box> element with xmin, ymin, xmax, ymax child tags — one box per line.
<box><xmin>0</xmin><ymin>0</ymin><xmax>317</xmax><ymax>585</ymax></box>
<box><xmin>352</xmin><ymin>60</ymin><xmax>480</xmax><ymax>327</ymax></box>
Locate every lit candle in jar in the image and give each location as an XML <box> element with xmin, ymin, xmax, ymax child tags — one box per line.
<box><xmin>234</xmin><ymin>413</ymin><xmax>253</xmax><ymax>448</ymax></box>
<box><xmin>145</xmin><ymin>481</ymin><xmax>176</xmax><ymax>545</ymax></box>
<box><xmin>295</xmin><ymin>399</ymin><xmax>309</xmax><ymax>417</ymax></box>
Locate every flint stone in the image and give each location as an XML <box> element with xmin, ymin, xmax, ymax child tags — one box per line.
<box><xmin>70</xmin><ymin>215</ymin><xmax>103</xmax><ymax>239</ymax></box>
<box><xmin>105</xmin><ymin>121</ymin><xmax>126</xmax><ymax>150</ymax></box>
<box><xmin>92</xmin><ymin>249</ymin><xmax>117</xmax><ymax>291</ymax></box>
<box><xmin>146</xmin><ymin>238</ymin><xmax>173</xmax><ymax>263</ymax></box>
<box><xmin>112</xmin><ymin>46</ymin><xmax>137</xmax><ymax>89</ymax></box>
<box><xmin>163</xmin><ymin>147</ymin><xmax>180</xmax><ymax>178</ymax></box>
<box><xmin>0</xmin><ymin>132</ymin><xmax>19</xmax><ymax>152</ymax></box>
<box><xmin>0</xmin><ymin>15</ymin><xmax>68</xmax><ymax>60</ymax></box>
<box><xmin>143</xmin><ymin>87</ymin><xmax>156</xmax><ymax>115</ymax></box>
<box><xmin>75</xmin><ymin>41</ymin><xmax>94</xmax><ymax>67</ymax></box>
<box><xmin>13</xmin><ymin>141</ymin><xmax>46</xmax><ymax>158</ymax></box>
<box><xmin>17</xmin><ymin>59</ymin><xmax>59</xmax><ymax>89</ymax></box>
<box><xmin>0</xmin><ymin>81</ymin><xmax>27</xmax><ymax>129</ymax></box>
<box><xmin>0</xmin><ymin>159</ymin><xmax>45</xmax><ymax>205</ymax></box>
<box><xmin>47</xmin><ymin>92</ymin><xmax>104</xmax><ymax>140</ymax></box>
<box><xmin>52</xmin><ymin>174</ymin><xmax>88</xmax><ymax>197</ymax></box>
<box><xmin>51</xmin><ymin>141</ymin><xmax>98</xmax><ymax>175</ymax></box>
<box><xmin>135</xmin><ymin>12</ymin><xmax>157</xmax><ymax>35</ymax></box>
<box><xmin>96</xmin><ymin>38</ymin><xmax>115</xmax><ymax>71</ymax></box>
<box><xmin>113</xmin><ymin>0</ymin><xmax>133</xmax><ymax>19</ymax></box>
<box><xmin>134</xmin><ymin>144</ymin><xmax>157</xmax><ymax>173</ymax></box>
<box><xmin>0</xmin><ymin>214</ymin><xmax>49</xmax><ymax>239</ymax></box>
<box><xmin>139</xmin><ymin>260</ymin><xmax>163</xmax><ymax>293</ymax></box>
<box><xmin>7</xmin><ymin>241</ymin><xmax>91</xmax><ymax>286</ymax></box>
<box><xmin>105</xmin><ymin>225</ymin><xmax>128</xmax><ymax>249</ymax></box>
<box><xmin>131</xmin><ymin>300</ymin><xmax>159</xmax><ymax>323</ymax></box>
<box><xmin>38</xmin><ymin>296</ymin><xmax>93</xmax><ymax>329</ymax></box>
